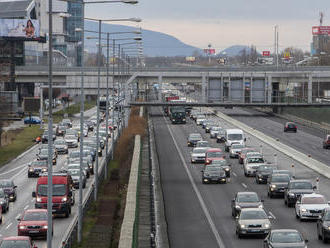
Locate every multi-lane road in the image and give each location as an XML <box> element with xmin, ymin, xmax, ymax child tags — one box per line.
<box><xmin>0</xmin><ymin>107</ymin><xmax>116</xmax><ymax>248</ymax></box>
<box><xmin>151</xmin><ymin>105</ymin><xmax>330</xmax><ymax>248</ymax></box>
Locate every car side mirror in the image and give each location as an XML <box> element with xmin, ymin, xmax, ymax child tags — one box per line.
<box><xmin>263</xmin><ymin>240</ymin><xmax>267</xmax><ymax>243</ymax></box>
<box><xmin>244</xmin><ymin>138</ymin><xmax>247</xmax><ymax>142</ymax></box>
<box><xmin>32</xmin><ymin>192</ymin><xmax>36</xmax><ymax>197</ymax></box>
<box><xmin>268</xmin><ymin>215</ymin><xmax>273</xmax><ymax>219</ymax></box>
<box><xmin>313</xmin><ymin>186</ymin><xmax>317</xmax><ymax>190</ymax></box>
<box><xmin>235</xmin><ymin>216</ymin><xmax>239</xmax><ymax>219</ymax></box>
<box><xmin>68</xmin><ymin>191</ymin><xmax>72</xmax><ymax>197</ymax></box>
<box><xmin>328</xmin><ymin>201</ymin><xmax>330</xmax><ymax>205</ymax></box>
<box><xmin>14</xmin><ymin>185</ymin><xmax>17</xmax><ymax>189</ymax></box>
<box><xmin>232</xmin><ymin>199</ymin><xmax>235</xmax><ymax>202</ymax></box>
<box><xmin>261</xmin><ymin>199</ymin><xmax>264</xmax><ymax>202</ymax></box>
<box><xmin>305</xmin><ymin>239</ymin><xmax>308</xmax><ymax>243</ymax></box>
<box><xmin>201</xmin><ymin>170</ymin><xmax>204</xmax><ymax>173</ymax></box>
<box><xmin>17</xmin><ymin>217</ymin><xmax>21</xmax><ymax>221</ymax></box>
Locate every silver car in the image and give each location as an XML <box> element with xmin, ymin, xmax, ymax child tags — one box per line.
<box><xmin>295</xmin><ymin>193</ymin><xmax>329</xmax><ymax>220</ymax></box>
<box><xmin>191</xmin><ymin>147</ymin><xmax>209</xmax><ymax>163</ymax></box>
<box><xmin>196</xmin><ymin>114</ymin><xmax>206</xmax><ymax>125</ymax></box>
<box><xmin>236</xmin><ymin>208</ymin><xmax>271</xmax><ymax>238</ymax></box>
<box><xmin>210</xmin><ymin>126</ymin><xmax>222</xmax><ymax>138</ymax></box>
<box><xmin>229</xmin><ymin>143</ymin><xmax>245</xmax><ymax>158</ymax></box>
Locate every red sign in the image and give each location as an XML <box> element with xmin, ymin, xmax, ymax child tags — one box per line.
<box><xmin>204</xmin><ymin>49</ymin><xmax>216</xmax><ymax>54</ymax></box>
<box><xmin>262</xmin><ymin>51</ymin><xmax>270</xmax><ymax>57</ymax></box>
<box><xmin>312</xmin><ymin>26</ymin><xmax>330</xmax><ymax>35</ymax></box>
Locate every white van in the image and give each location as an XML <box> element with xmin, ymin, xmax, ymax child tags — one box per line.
<box><xmin>224</xmin><ymin>129</ymin><xmax>245</xmax><ymax>152</ymax></box>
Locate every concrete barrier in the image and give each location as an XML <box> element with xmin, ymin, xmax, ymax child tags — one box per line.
<box><xmin>118</xmin><ymin>135</ymin><xmax>141</xmax><ymax>248</ymax></box>
<box><xmin>213</xmin><ymin>110</ymin><xmax>330</xmax><ymax>179</ymax></box>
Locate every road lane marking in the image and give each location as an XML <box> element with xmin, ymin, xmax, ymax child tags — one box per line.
<box><xmin>232</xmin><ymin>172</ymin><xmax>237</xmax><ymax>177</ymax></box>
<box><xmin>15</xmin><ymin>214</ymin><xmax>20</xmax><ymax>219</ymax></box>
<box><xmin>241</xmin><ymin>183</ymin><xmax>247</xmax><ymax>188</ymax></box>
<box><xmin>31</xmin><ymin>199</ymin><xmax>34</xmax><ymax>203</ymax></box>
<box><xmin>24</xmin><ymin>205</ymin><xmax>29</xmax><ymax>210</ymax></box>
<box><xmin>269</xmin><ymin>211</ymin><xmax>276</xmax><ymax>220</ymax></box>
<box><xmin>5</xmin><ymin>223</ymin><xmax>12</xmax><ymax>229</ymax></box>
<box><xmin>164</xmin><ymin>114</ymin><xmax>226</xmax><ymax>248</ymax></box>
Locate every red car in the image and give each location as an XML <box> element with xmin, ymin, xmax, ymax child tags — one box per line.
<box><xmin>238</xmin><ymin>148</ymin><xmax>256</xmax><ymax>164</ymax></box>
<box><xmin>0</xmin><ymin>236</ymin><xmax>37</xmax><ymax>248</ymax></box>
<box><xmin>205</xmin><ymin>148</ymin><xmax>225</xmax><ymax>165</ymax></box>
<box><xmin>17</xmin><ymin>209</ymin><xmax>50</xmax><ymax>239</ymax></box>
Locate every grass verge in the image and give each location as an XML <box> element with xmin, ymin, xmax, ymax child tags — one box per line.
<box><xmin>0</xmin><ymin>125</ymin><xmax>43</xmax><ymax>167</ymax></box>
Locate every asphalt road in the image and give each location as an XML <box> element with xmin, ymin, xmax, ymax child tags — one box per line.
<box><xmin>0</xmin><ymin>107</ymin><xmax>117</xmax><ymax>248</ymax></box>
<box><xmin>151</xmin><ymin>106</ymin><xmax>330</xmax><ymax>248</ymax></box>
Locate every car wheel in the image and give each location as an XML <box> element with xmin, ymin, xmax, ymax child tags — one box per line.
<box><xmin>323</xmin><ymin>230</ymin><xmax>328</xmax><ymax>243</ymax></box>
<box><xmin>284</xmin><ymin>198</ymin><xmax>287</xmax><ymax>206</ymax></box>
<box><xmin>244</xmin><ymin>171</ymin><xmax>247</xmax><ymax>177</ymax></box>
<box><xmin>296</xmin><ymin>211</ymin><xmax>300</xmax><ymax>219</ymax></box>
<box><xmin>318</xmin><ymin>226</ymin><xmax>322</xmax><ymax>240</ymax></box>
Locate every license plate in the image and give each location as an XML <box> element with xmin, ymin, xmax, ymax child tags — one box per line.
<box><xmin>52</xmin><ymin>209</ymin><xmax>56</xmax><ymax>212</ymax></box>
<box><xmin>249</xmin><ymin>229</ymin><xmax>260</xmax><ymax>232</ymax></box>
<box><xmin>29</xmin><ymin>230</ymin><xmax>39</xmax><ymax>233</ymax></box>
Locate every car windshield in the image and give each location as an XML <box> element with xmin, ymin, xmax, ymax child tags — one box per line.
<box><xmin>287</xmin><ymin>123</ymin><xmax>296</xmax><ymax>128</ymax></box>
<box><xmin>70</xmin><ymin>152</ymin><xmax>80</xmax><ymax>158</ymax></box>
<box><xmin>258</xmin><ymin>166</ymin><xmax>273</xmax><ymax>172</ymax></box>
<box><xmin>54</xmin><ymin>140</ymin><xmax>66</xmax><ymax>145</ymax></box>
<box><xmin>211</xmin><ymin>127</ymin><xmax>221</xmax><ymax>131</ymax></box>
<box><xmin>22</xmin><ymin>211</ymin><xmax>47</xmax><ymax>221</ymax></box>
<box><xmin>211</xmin><ymin>160</ymin><xmax>227</xmax><ymax>166</ymax></box>
<box><xmin>197</xmin><ymin>115</ymin><xmax>205</xmax><ymax>119</ymax></box>
<box><xmin>31</xmin><ymin>161</ymin><xmax>47</xmax><ymax>166</ymax></box>
<box><xmin>271</xmin><ymin>232</ymin><xmax>303</xmax><ymax>243</ymax></box>
<box><xmin>193</xmin><ymin>148</ymin><xmax>207</xmax><ymax>153</ymax></box>
<box><xmin>0</xmin><ymin>181</ymin><xmax>12</xmax><ymax>187</ymax></box>
<box><xmin>239</xmin><ymin>210</ymin><xmax>267</xmax><ymax>220</ymax></box>
<box><xmin>205</xmin><ymin>166</ymin><xmax>222</xmax><ymax>172</ymax></box>
<box><xmin>37</xmin><ymin>184</ymin><xmax>66</xmax><ymax>196</ymax></box>
<box><xmin>0</xmin><ymin>190</ymin><xmax>5</xmax><ymax>197</ymax></box>
<box><xmin>228</xmin><ymin>134</ymin><xmax>243</xmax><ymax>141</ymax></box>
<box><xmin>39</xmin><ymin>149</ymin><xmax>49</xmax><ymax>155</ymax></box>
<box><xmin>59</xmin><ymin>126</ymin><xmax>66</xmax><ymax>130</ymax></box>
<box><xmin>69</xmin><ymin>170</ymin><xmax>80</xmax><ymax>176</ymax></box>
<box><xmin>0</xmin><ymin>240</ymin><xmax>30</xmax><ymax>248</ymax></box>
<box><xmin>324</xmin><ymin>212</ymin><xmax>330</xmax><ymax>221</ymax></box>
<box><xmin>197</xmin><ymin>142</ymin><xmax>208</xmax><ymax>147</ymax></box>
<box><xmin>242</xmin><ymin>149</ymin><xmax>255</xmax><ymax>155</ymax></box>
<box><xmin>232</xmin><ymin>144</ymin><xmax>244</xmax><ymax>149</ymax></box>
<box><xmin>271</xmin><ymin>175</ymin><xmax>290</xmax><ymax>182</ymax></box>
<box><xmin>248</xmin><ymin>157</ymin><xmax>264</xmax><ymax>163</ymax></box>
<box><xmin>207</xmin><ymin>152</ymin><xmax>223</xmax><ymax>158</ymax></box>
<box><xmin>237</xmin><ymin>194</ymin><xmax>259</xmax><ymax>203</ymax></box>
<box><xmin>302</xmin><ymin>196</ymin><xmax>326</xmax><ymax>204</ymax></box>
<box><xmin>190</xmin><ymin>134</ymin><xmax>201</xmax><ymax>139</ymax></box>
<box><xmin>66</xmin><ymin>135</ymin><xmax>76</xmax><ymax>140</ymax></box>
<box><xmin>290</xmin><ymin>182</ymin><xmax>313</xmax><ymax>189</ymax></box>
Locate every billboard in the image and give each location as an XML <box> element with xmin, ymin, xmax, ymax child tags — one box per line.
<box><xmin>262</xmin><ymin>51</ymin><xmax>270</xmax><ymax>57</ymax></box>
<box><xmin>185</xmin><ymin>56</ymin><xmax>196</xmax><ymax>62</ymax></box>
<box><xmin>204</xmin><ymin>49</ymin><xmax>216</xmax><ymax>54</ymax></box>
<box><xmin>0</xmin><ymin>19</ymin><xmax>40</xmax><ymax>40</ymax></box>
<box><xmin>312</xmin><ymin>26</ymin><xmax>330</xmax><ymax>35</ymax></box>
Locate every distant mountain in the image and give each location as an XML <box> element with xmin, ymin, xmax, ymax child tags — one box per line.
<box><xmin>84</xmin><ymin>21</ymin><xmax>202</xmax><ymax>57</ymax></box>
<box><xmin>218</xmin><ymin>45</ymin><xmax>253</xmax><ymax>57</ymax></box>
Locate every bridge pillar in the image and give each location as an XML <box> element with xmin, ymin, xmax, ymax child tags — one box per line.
<box><xmin>202</xmin><ymin>74</ymin><xmax>207</xmax><ymax>103</ymax></box>
<box><xmin>250</xmin><ymin>75</ymin><xmax>253</xmax><ymax>103</ymax></box>
<box><xmin>308</xmin><ymin>74</ymin><xmax>313</xmax><ymax>103</ymax></box>
<box><xmin>267</xmin><ymin>75</ymin><xmax>272</xmax><ymax>104</ymax></box>
<box><xmin>221</xmin><ymin>73</ymin><xmax>224</xmax><ymax>102</ymax></box>
<box><xmin>242</xmin><ymin>73</ymin><xmax>245</xmax><ymax>103</ymax></box>
<box><xmin>228</xmin><ymin>74</ymin><xmax>231</xmax><ymax>101</ymax></box>
<box><xmin>158</xmin><ymin>75</ymin><xmax>162</xmax><ymax>101</ymax></box>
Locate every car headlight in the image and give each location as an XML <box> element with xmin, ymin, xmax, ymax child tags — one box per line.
<box><xmin>301</xmin><ymin>208</ymin><xmax>307</xmax><ymax>213</ymax></box>
<box><xmin>36</xmin><ymin>197</ymin><xmax>42</xmax><ymax>203</ymax></box>
<box><xmin>258</xmin><ymin>204</ymin><xmax>263</xmax><ymax>209</ymax></box>
<box><xmin>183</xmin><ymin>118</ymin><xmax>186</xmax><ymax>121</ymax></box>
<box><xmin>235</xmin><ymin>205</ymin><xmax>241</xmax><ymax>209</ymax></box>
<box><xmin>203</xmin><ymin>179</ymin><xmax>209</xmax><ymax>182</ymax></box>
<box><xmin>0</xmin><ymin>200</ymin><xmax>4</xmax><ymax>204</ymax></box>
<box><xmin>264</xmin><ymin>223</ymin><xmax>270</xmax><ymax>228</ymax></box>
<box><xmin>240</xmin><ymin>224</ymin><xmax>245</xmax><ymax>228</ymax></box>
<box><xmin>42</xmin><ymin>225</ymin><xmax>48</xmax><ymax>229</ymax></box>
<box><xmin>61</xmin><ymin>197</ymin><xmax>67</xmax><ymax>202</ymax></box>
<box><xmin>19</xmin><ymin>225</ymin><xmax>26</xmax><ymax>229</ymax></box>
<box><xmin>327</xmin><ymin>226</ymin><xmax>330</xmax><ymax>230</ymax></box>
<box><xmin>225</xmin><ymin>168</ymin><xmax>230</xmax><ymax>171</ymax></box>
<box><xmin>42</xmin><ymin>168</ymin><xmax>47</xmax><ymax>172</ymax></box>
<box><xmin>29</xmin><ymin>168</ymin><xmax>34</xmax><ymax>172</ymax></box>
<box><xmin>270</xmin><ymin>184</ymin><xmax>276</xmax><ymax>188</ymax></box>
<box><xmin>289</xmin><ymin>193</ymin><xmax>295</xmax><ymax>197</ymax></box>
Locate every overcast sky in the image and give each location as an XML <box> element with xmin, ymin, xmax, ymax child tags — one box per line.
<box><xmin>86</xmin><ymin>0</ymin><xmax>330</xmax><ymax>52</ymax></box>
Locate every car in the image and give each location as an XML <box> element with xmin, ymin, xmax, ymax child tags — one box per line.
<box><xmin>17</xmin><ymin>209</ymin><xmax>50</xmax><ymax>239</ymax></box>
<box><xmin>224</xmin><ymin>129</ymin><xmax>245</xmax><ymax>152</ymax></box>
<box><xmin>41</xmin><ymin>130</ymin><xmax>56</xmax><ymax>144</ymax></box>
<box><xmin>205</xmin><ymin>148</ymin><xmax>225</xmax><ymax>165</ymax></box>
<box><xmin>0</xmin><ymin>236</ymin><xmax>37</xmax><ymax>248</ymax></box>
<box><xmin>191</xmin><ymin>147</ymin><xmax>209</xmax><ymax>163</ymax></box>
<box><xmin>196</xmin><ymin>114</ymin><xmax>206</xmax><ymax>125</ymax></box>
<box><xmin>27</xmin><ymin>160</ymin><xmax>48</xmax><ymax>177</ymax></box>
<box><xmin>207</xmin><ymin>159</ymin><xmax>231</xmax><ymax>177</ymax></box>
<box><xmin>205</xmin><ymin>122</ymin><xmax>217</xmax><ymax>132</ymax></box>
<box><xmin>85</xmin><ymin>140</ymin><xmax>102</xmax><ymax>157</ymax></box>
<box><xmin>229</xmin><ymin>143</ymin><xmax>245</xmax><ymax>158</ymax></box>
<box><xmin>201</xmin><ymin>166</ymin><xmax>226</xmax><ymax>184</ymax></box>
<box><xmin>284</xmin><ymin>122</ymin><xmax>297</xmax><ymax>132</ymax></box>
<box><xmin>0</xmin><ymin>189</ymin><xmax>9</xmax><ymax>213</ymax></box>
<box><xmin>56</xmin><ymin>125</ymin><xmax>67</xmax><ymax>136</ymax></box>
<box><xmin>85</xmin><ymin>120</ymin><xmax>94</xmax><ymax>131</ymax></box>
<box><xmin>216</xmin><ymin>129</ymin><xmax>226</xmax><ymax>143</ymax></box>
<box><xmin>317</xmin><ymin>207</ymin><xmax>330</xmax><ymax>243</ymax></box>
<box><xmin>284</xmin><ymin>179</ymin><xmax>316</xmax><ymax>207</ymax></box>
<box><xmin>68</xmin><ymin>169</ymin><xmax>86</xmax><ymax>189</ymax></box>
<box><xmin>61</xmin><ymin>118</ymin><xmax>72</xmax><ymax>128</ymax></box>
<box><xmin>68</xmin><ymin>163</ymin><xmax>90</xmax><ymax>179</ymax></box>
<box><xmin>263</xmin><ymin>229</ymin><xmax>308</xmax><ymax>248</ymax></box>
<box><xmin>37</xmin><ymin>149</ymin><xmax>57</xmax><ymax>165</ymax></box>
<box><xmin>196</xmin><ymin>140</ymin><xmax>209</xmax><ymax>148</ymax></box>
<box><xmin>238</xmin><ymin>148</ymin><xmax>256</xmax><ymax>164</ymax></box>
<box><xmin>235</xmin><ymin>208</ymin><xmax>271</xmax><ymax>238</ymax></box>
<box><xmin>187</xmin><ymin>133</ymin><xmax>203</xmax><ymax>147</ymax></box>
<box><xmin>0</xmin><ymin>179</ymin><xmax>17</xmax><ymax>202</ymax></box>
<box><xmin>243</xmin><ymin>153</ymin><xmax>265</xmax><ymax>177</ymax></box>
<box><xmin>255</xmin><ymin>164</ymin><xmax>276</xmax><ymax>184</ymax></box>
<box><xmin>295</xmin><ymin>193</ymin><xmax>329</xmax><ymax>220</ymax></box>
<box><xmin>201</xmin><ymin>119</ymin><xmax>211</xmax><ymax>129</ymax></box>
<box><xmin>210</xmin><ymin>126</ymin><xmax>222</xmax><ymax>138</ymax></box>
<box><xmin>231</xmin><ymin>192</ymin><xmax>264</xmax><ymax>217</ymax></box>
<box><xmin>54</xmin><ymin>139</ymin><xmax>68</xmax><ymax>154</ymax></box>
<box><xmin>24</xmin><ymin>116</ymin><xmax>41</xmax><ymax>125</ymax></box>
<box><xmin>272</xmin><ymin>169</ymin><xmax>294</xmax><ymax>179</ymax></box>
<box><xmin>267</xmin><ymin>173</ymin><xmax>291</xmax><ymax>198</ymax></box>
<box><xmin>323</xmin><ymin>134</ymin><xmax>330</xmax><ymax>149</ymax></box>
<box><xmin>64</xmin><ymin>134</ymin><xmax>79</xmax><ymax>148</ymax></box>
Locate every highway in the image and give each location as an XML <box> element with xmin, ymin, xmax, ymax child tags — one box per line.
<box><xmin>0</xmin><ymin>107</ymin><xmax>115</xmax><ymax>248</ymax></box>
<box><xmin>151</xmin><ymin>105</ymin><xmax>330</xmax><ymax>248</ymax></box>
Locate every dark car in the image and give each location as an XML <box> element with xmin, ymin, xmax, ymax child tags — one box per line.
<box><xmin>187</xmin><ymin>133</ymin><xmax>203</xmax><ymax>147</ymax></box>
<box><xmin>17</xmin><ymin>209</ymin><xmax>50</xmax><ymax>239</ymax></box>
<box><xmin>284</xmin><ymin>122</ymin><xmax>297</xmax><ymax>132</ymax></box>
<box><xmin>255</xmin><ymin>164</ymin><xmax>276</xmax><ymax>184</ymax></box>
<box><xmin>0</xmin><ymin>236</ymin><xmax>37</xmax><ymax>248</ymax></box>
<box><xmin>85</xmin><ymin>120</ymin><xmax>94</xmax><ymax>131</ymax></box>
<box><xmin>231</xmin><ymin>192</ymin><xmax>264</xmax><ymax>217</ymax></box>
<box><xmin>284</xmin><ymin>179</ymin><xmax>315</xmax><ymax>207</ymax></box>
<box><xmin>24</xmin><ymin>116</ymin><xmax>41</xmax><ymax>125</ymax></box>
<box><xmin>0</xmin><ymin>189</ymin><xmax>9</xmax><ymax>213</ymax></box>
<box><xmin>201</xmin><ymin>166</ymin><xmax>226</xmax><ymax>184</ymax></box>
<box><xmin>0</xmin><ymin>180</ymin><xmax>17</xmax><ymax>202</ymax></box>
<box><xmin>323</xmin><ymin>134</ymin><xmax>330</xmax><ymax>149</ymax></box>
<box><xmin>28</xmin><ymin>160</ymin><xmax>48</xmax><ymax>178</ymax></box>
<box><xmin>317</xmin><ymin>208</ymin><xmax>330</xmax><ymax>243</ymax></box>
<box><xmin>208</xmin><ymin>159</ymin><xmax>231</xmax><ymax>177</ymax></box>
<box><xmin>264</xmin><ymin>229</ymin><xmax>308</xmax><ymax>248</ymax></box>
<box><xmin>37</xmin><ymin>149</ymin><xmax>57</xmax><ymax>165</ymax></box>
<box><xmin>41</xmin><ymin>130</ymin><xmax>56</xmax><ymax>144</ymax></box>
<box><xmin>267</xmin><ymin>174</ymin><xmax>290</xmax><ymax>198</ymax></box>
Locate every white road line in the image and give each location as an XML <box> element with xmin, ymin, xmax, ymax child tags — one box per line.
<box><xmin>232</xmin><ymin>172</ymin><xmax>237</xmax><ymax>177</ymax></box>
<box><xmin>15</xmin><ymin>214</ymin><xmax>20</xmax><ymax>220</ymax></box>
<box><xmin>5</xmin><ymin>223</ymin><xmax>12</xmax><ymax>229</ymax></box>
<box><xmin>241</xmin><ymin>183</ymin><xmax>247</xmax><ymax>188</ymax></box>
<box><xmin>269</xmin><ymin>211</ymin><xmax>276</xmax><ymax>220</ymax></box>
<box><xmin>24</xmin><ymin>205</ymin><xmax>29</xmax><ymax>210</ymax></box>
<box><xmin>164</xmin><ymin>114</ymin><xmax>226</xmax><ymax>248</ymax></box>
<box><xmin>31</xmin><ymin>199</ymin><xmax>34</xmax><ymax>203</ymax></box>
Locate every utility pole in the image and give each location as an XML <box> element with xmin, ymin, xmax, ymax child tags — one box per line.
<box><xmin>274</xmin><ymin>25</ymin><xmax>279</xmax><ymax>68</ymax></box>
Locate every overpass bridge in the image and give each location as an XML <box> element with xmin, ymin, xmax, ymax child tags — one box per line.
<box><xmin>12</xmin><ymin>65</ymin><xmax>330</xmax><ymax>105</ymax></box>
